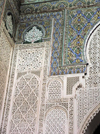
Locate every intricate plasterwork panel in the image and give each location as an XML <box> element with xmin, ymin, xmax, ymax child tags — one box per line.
<box><xmin>0</xmin><ymin>25</ymin><xmax>12</xmax><ymax>106</ymax></box>
<box><xmin>80</xmin><ymin>103</ymin><xmax>100</xmax><ymax>134</ymax></box>
<box><xmin>1</xmin><ymin>42</ymin><xmax>51</xmax><ymax>134</ymax></box>
<box><xmin>77</xmin><ymin>87</ymin><xmax>100</xmax><ymax>133</ymax></box>
<box><xmin>69</xmin><ymin>98</ymin><xmax>74</xmax><ymax>134</ymax></box>
<box><xmin>0</xmin><ymin>30</ymin><xmax>12</xmax><ymax>70</ymax></box>
<box><xmin>10</xmin><ymin>73</ymin><xmax>40</xmax><ymax>134</ymax></box>
<box><xmin>45</xmin><ymin>108</ymin><xmax>67</xmax><ymax>134</ymax></box>
<box><xmin>17</xmin><ymin>48</ymin><xmax>44</xmax><ymax>72</ymax></box>
<box><xmin>1</xmin><ymin>45</ymin><xmax>18</xmax><ymax>134</ymax></box>
<box><xmin>0</xmin><ymin>24</ymin><xmax>12</xmax><ymax>132</ymax></box>
<box><xmin>48</xmin><ymin>80</ymin><xmax>62</xmax><ymax>100</ymax></box>
<box><xmin>67</xmin><ymin>77</ymin><xmax>79</xmax><ymax>95</ymax></box>
<box><xmin>76</xmin><ymin>25</ymin><xmax>100</xmax><ymax>132</ymax></box>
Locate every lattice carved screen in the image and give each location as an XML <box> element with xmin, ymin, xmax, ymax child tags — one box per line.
<box><xmin>8</xmin><ymin>44</ymin><xmax>46</xmax><ymax>134</ymax></box>
<box><xmin>67</xmin><ymin>77</ymin><xmax>79</xmax><ymax>95</ymax></box>
<box><xmin>45</xmin><ymin>108</ymin><xmax>67</xmax><ymax>134</ymax></box>
<box><xmin>48</xmin><ymin>80</ymin><xmax>62</xmax><ymax>100</ymax></box>
<box><xmin>10</xmin><ymin>74</ymin><xmax>40</xmax><ymax>134</ymax></box>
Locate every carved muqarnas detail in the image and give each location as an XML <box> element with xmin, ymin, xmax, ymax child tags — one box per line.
<box><xmin>24</xmin><ymin>26</ymin><xmax>43</xmax><ymax>43</ymax></box>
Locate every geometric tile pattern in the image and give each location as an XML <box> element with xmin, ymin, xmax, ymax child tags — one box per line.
<box><xmin>21</xmin><ymin>0</ymin><xmax>100</xmax><ymax>5</ymax></box>
<box><xmin>19</xmin><ymin>7</ymin><xmax>100</xmax><ymax>75</ymax></box>
<box><xmin>15</xmin><ymin>1</ymin><xmax>100</xmax><ymax>76</ymax></box>
<box><xmin>65</xmin><ymin>7</ymin><xmax>100</xmax><ymax>65</ymax></box>
<box><xmin>51</xmin><ymin>12</ymin><xmax>63</xmax><ymax>75</ymax></box>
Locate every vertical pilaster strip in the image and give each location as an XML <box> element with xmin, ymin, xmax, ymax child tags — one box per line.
<box><xmin>0</xmin><ymin>0</ymin><xmax>7</xmax><ymax>26</ymax></box>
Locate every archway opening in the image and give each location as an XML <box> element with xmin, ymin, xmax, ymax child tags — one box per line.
<box><xmin>85</xmin><ymin>111</ymin><xmax>100</xmax><ymax>134</ymax></box>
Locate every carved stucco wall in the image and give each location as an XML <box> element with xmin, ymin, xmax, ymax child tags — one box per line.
<box><xmin>0</xmin><ymin>0</ymin><xmax>6</xmax><ymax>25</ymax></box>
<box><xmin>1</xmin><ymin>39</ymin><xmax>77</xmax><ymax>134</ymax></box>
<box><xmin>0</xmin><ymin>1</ymin><xmax>100</xmax><ymax>134</ymax></box>
<box><xmin>76</xmin><ymin>23</ymin><xmax>100</xmax><ymax>134</ymax></box>
<box><xmin>1</xmin><ymin>41</ymin><xmax>50</xmax><ymax>134</ymax></box>
<box><xmin>1</xmin><ymin>23</ymin><xmax>100</xmax><ymax>134</ymax></box>
<box><xmin>0</xmin><ymin>22</ymin><xmax>12</xmax><ymax>129</ymax></box>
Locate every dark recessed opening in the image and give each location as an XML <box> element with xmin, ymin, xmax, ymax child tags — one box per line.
<box><xmin>93</xmin><ymin>124</ymin><xmax>100</xmax><ymax>134</ymax></box>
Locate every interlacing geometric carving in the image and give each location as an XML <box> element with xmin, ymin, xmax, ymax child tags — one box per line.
<box><xmin>17</xmin><ymin>48</ymin><xmax>44</xmax><ymax>72</ymax></box>
<box><xmin>85</xmin><ymin>25</ymin><xmax>100</xmax><ymax>88</ymax></box>
<box><xmin>81</xmin><ymin>104</ymin><xmax>100</xmax><ymax>134</ymax></box>
<box><xmin>45</xmin><ymin>108</ymin><xmax>67</xmax><ymax>134</ymax></box>
<box><xmin>10</xmin><ymin>74</ymin><xmax>40</xmax><ymax>134</ymax></box>
<box><xmin>69</xmin><ymin>98</ymin><xmax>74</xmax><ymax>134</ymax></box>
<box><xmin>48</xmin><ymin>80</ymin><xmax>62</xmax><ymax>100</ymax></box>
<box><xmin>77</xmin><ymin>87</ymin><xmax>100</xmax><ymax>129</ymax></box>
<box><xmin>77</xmin><ymin>25</ymin><xmax>100</xmax><ymax>130</ymax></box>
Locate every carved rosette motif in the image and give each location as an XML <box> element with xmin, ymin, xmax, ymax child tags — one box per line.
<box><xmin>24</xmin><ymin>26</ymin><xmax>43</xmax><ymax>43</ymax></box>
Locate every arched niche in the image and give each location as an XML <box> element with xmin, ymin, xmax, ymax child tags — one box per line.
<box><xmin>44</xmin><ymin>106</ymin><xmax>68</xmax><ymax>134</ymax></box>
<box><xmin>85</xmin><ymin>21</ymin><xmax>100</xmax><ymax>66</ymax></box>
<box><xmin>83</xmin><ymin>21</ymin><xmax>100</xmax><ymax>77</ymax></box>
<box><xmin>5</xmin><ymin>11</ymin><xmax>14</xmax><ymax>38</ymax></box>
<box><xmin>47</xmin><ymin>78</ymin><xmax>63</xmax><ymax>100</ymax></box>
<box><xmin>79</xmin><ymin>103</ymin><xmax>100</xmax><ymax>134</ymax></box>
<box><xmin>9</xmin><ymin>73</ymin><xmax>40</xmax><ymax>134</ymax></box>
<box><xmin>78</xmin><ymin>21</ymin><xmax>100</xmax><ymax>134</ymax></box>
